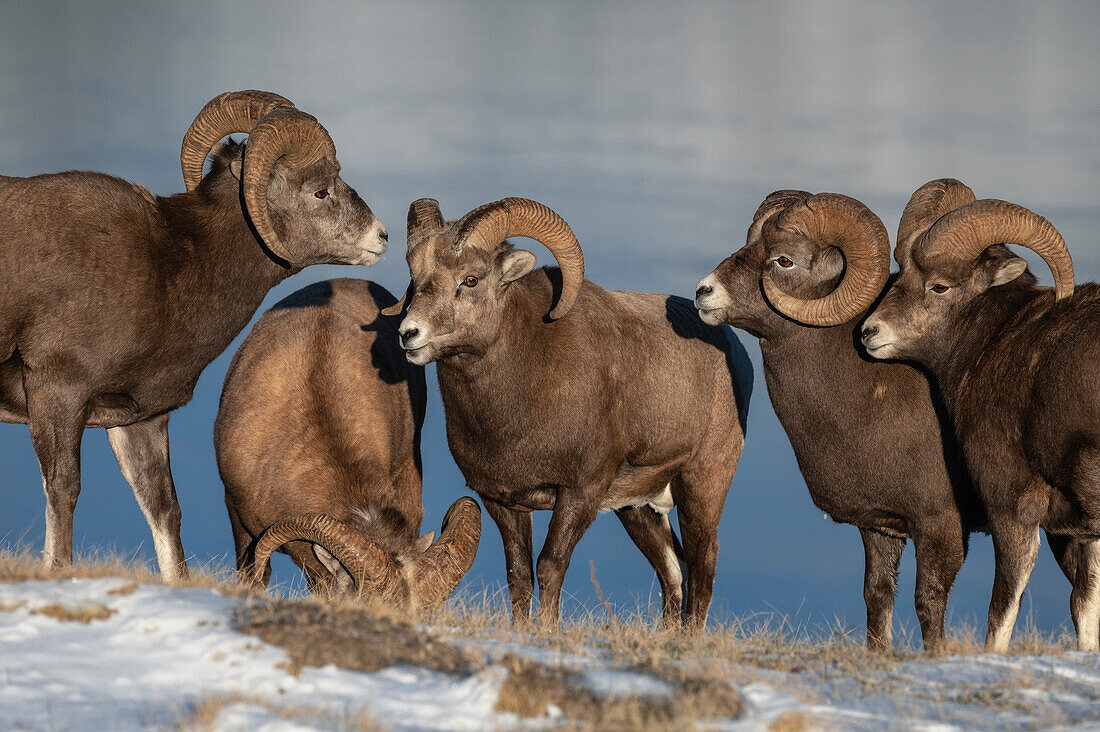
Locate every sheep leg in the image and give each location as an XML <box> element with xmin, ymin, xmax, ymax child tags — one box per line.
<box><xmin>985</xmin><ymin>520</ymin><xmax>1040</xmax><ymax>653</ymax></box>
<box><xmin>671</xmin><ymin>473</ymin><xmax>730</xmax><ymax>632</ymax></box>
<box><xmin>536</xmin><ymin>498</ymin><xmax>599</xmax><ymax>630</ymax></box>
<box><xmin>106</xmin><ymin>413</ymin><xmax>188</xmax><ymax>582</ymax></box>
<box><xmin>1047</xmin><ymin>531</ymin><xmax>1078</xmax><ymax>585</ymax></box>
<box><xmin>859</xmin><ymin>528</ymin><xmax>904</xmax><ymax>652</ymax></box>
<box><xmin>25</xmin><ymin>380</ymin><xmax>87</xmax><ymax>570</ymax></box>
<box><xmin>912</xmin><ymin>525</ymin><xmax>965</xmax><ymax>653</ymax></box>
<box><xmin>616</xmin><ymin>506</ymin><xmax>684</xmax><ymax>629</ymax></box>
<box><xmin>1070</xmin><ymin>539</ymin><xmax>1100</xmax><ymax>651</ymax></box>
<box><xmin>226</xmin><ymin>502</ymin><xmax>261</xmax><ymax>583</ymax></box>
<box><xmin>483</xmin><ymin>498</ymin><xmax>535</xmax><ymax>627</ymax></box>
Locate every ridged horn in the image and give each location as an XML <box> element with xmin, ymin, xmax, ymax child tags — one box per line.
<box><xmin>180</xmin><ymin>90</ymin><xmax>295</xmax><ymax>192</ymax></box>
<box><xmin>896</xmin><ymin>179</ymin><xmax>976</xmax><ymax>265</ymax></box>
<box><xmin>250</xmin><ymin>513</ymin><xmax>401</xmax><ymax>595</ymax></box>
<box><xmin>747</xmin><ymin>190</ymin><xmax>812</xmax><ymax>245</ymax></box>
<box><xmin>411</xmin><ymin>497</ymin><xmax>482</xmax><ymax>611</ymax></box>
<box><xmin>242</xmin><ymin>108</ymin><xmax>338</xmax><ymax>264</ymax></box>
<box><xmin>381</xmin><ymin>199</ymin><xmax>447</xmax><ymax>317</ymax></box>
<box><xmin>407</xmin><ymin>198</ymin><xmax>446</xmax><ymax>246</ymax></box>
<box><xmin>761</xmin><ymin>193</ymin><xmax>891</xmax><ymax>327</ymax></box>
<box><xmin>452</xmin><ymin>198</ymin><xmax>584</xmax><ymax>320</ymax></box>
<box><xmin>919</xmin><ymin>199</ymin><xmax>1074</xmax><ymax>300</ymax></box>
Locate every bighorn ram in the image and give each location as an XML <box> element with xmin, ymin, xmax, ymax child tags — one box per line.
<box><xmin>391</xmin><ymin>197</ymin><xmax>752</xmax><ymax>629</ymax></box>
<box><xmin>0</xmin><ymin>90</ymin><xmax>387</xmax><ymax>580</ymax></box>
<box><xmin>862</xmin><ymin>183</ymin><xmax>1100</xmax><ymax>652</ymax></box>
<box><xmin>215</xmin><ymin>278</ymin><xmax>480</xmax><ymax>612</ymax></box>
<box><xmin>694</xmin><ymin>187</ymin><xmax>984</xmax><ymax>651</ymax></box>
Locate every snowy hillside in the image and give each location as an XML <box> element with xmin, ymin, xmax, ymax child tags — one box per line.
<box><xmin>3</xmin><ymin>577</ymin><xmax>1100</xmax><ymax>730</ymax></box>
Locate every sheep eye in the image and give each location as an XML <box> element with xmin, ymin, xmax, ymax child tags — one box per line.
<box><xmin>463</xmin><ymin>276</ymin><xmax>479</xmax><ymax>287</ymax></box>
<box><xmin>930</xmin><ymin>283</ymin><xmax>949</xmax><ymax>294</ymax></box>
<box><xmin>314</xmin><ymin>189</ymin><xmax>329</xmax><ymax>199</ymax></box>
<box><xmin>776</xmin><ymin>256</ymin><xmax>794</xmax><ymax>268</ymax></box>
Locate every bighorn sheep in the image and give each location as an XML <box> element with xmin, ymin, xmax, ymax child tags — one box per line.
<box><xmin>214</xmin><ymin>278</ymin><xmax>480</xmax><ymax>612</ymax></box>
<box><xmin>391</xmin><ymin>197</ymin><xmax>752</xmax><ymax>629</ymax></box>
<box><xmin>694</xmin><ymin>187</ymin><xmax>984</xmax><ymax>651</ymax></box>
<box><xmin>862</xmin><ymin>182</ymin><xmax>1100</xmax><ymax>652</ymax></box>
<box><xmin>0</xmin><ymin>90</ymin><xmax>387</xmax><ymax>581</ymax></box>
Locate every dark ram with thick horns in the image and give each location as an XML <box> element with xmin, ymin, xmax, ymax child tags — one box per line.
<box><xmin>0</xmin><ymin>90</ymin><xmax>387</xmax><ymax>580</ymax></box>
<box><xmin>862</xmin><ymin>184</ymin><xmax>1100</xmax><ymax>652</ymax></box>
<box><xmin>694</xmin><ymin>186</ymin><xmax>985</xmax><ymax>652</ymax></box>
<box><xmin>215</xmin><ymin>279</ymin><xmax>480</xmax><ymax>613</ymax></box>
<box><xmin>393</xmin><ymin>197</ymin><xmax>752</xmax><ymax>630</ymax></box>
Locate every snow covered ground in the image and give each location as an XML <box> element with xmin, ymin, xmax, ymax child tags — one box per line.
<box><xmin>3</xmin><ymin>577</ymin><xmax>1100</xmax><ymax>730</ymax></box>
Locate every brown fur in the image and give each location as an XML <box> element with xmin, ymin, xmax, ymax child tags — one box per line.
<box><xmin>695</xmin><ymin>193</ymin><xmax>983</xmax><ymax>652</ymax></box>
<box><xmin>864</xmin><ymin>240</ymin><xmax>1100</xmax><ymax>651</ymax></box>
<box><xmin>398</xmin><ymin>212</ymin><xmax>752</xmax><ymax>630</ymax></box>
<box><xmin>0</xmin><ymin>135</ymin><xmax>383</xmax><ymax>580</ymax></box>
<box><xmin>215</xmin><ymin>279</ymin><xmax>426</xmax><ymax>591</ymax></box>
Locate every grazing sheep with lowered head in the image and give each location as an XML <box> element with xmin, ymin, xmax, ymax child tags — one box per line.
<box><xmin>215</xmin><ymin>278</ymin><xmax>480</xmax><ymax>612</ymax></box>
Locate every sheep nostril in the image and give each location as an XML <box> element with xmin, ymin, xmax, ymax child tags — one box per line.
<box><xmin>861</xmin><ymin>326</ymin><xmax>878</xmax><ymax>342</ymax></box>
<box><xmin>379</xmin><ymin>229</ymin><xmax>389</xmax><ymax>242</ymax></box>
<box><xmin>696</xmin><ymin>285</ymin><xmax>713</xmax><ymax>299</ymax></box>
<box><xmin>400</xmin><ymin>327</ymin><xmax>419</xmax><ymax>346</ymax></box>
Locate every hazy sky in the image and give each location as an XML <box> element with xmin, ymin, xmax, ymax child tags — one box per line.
<box><xmin>1</xmin><ymin>1</ymin><xmax>1098</xmax><ymax>641</ymax></box>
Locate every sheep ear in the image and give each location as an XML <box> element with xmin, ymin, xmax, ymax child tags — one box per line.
<box><xmin>498</xmin><ymin>249</ymin><xmax>536</xmax><ymax>283</ymax></box>
<box><xmin>990</xmin><ymin>256</ymin><xmax>1028</xmax><ymax>287</ymax></box>
<box><xmin>229</xmin><ymin>158</ymin><xmax>243</xmax><ymax>182</ymax></box>
<box><xmin>415</xmin><ymin>531</ymin><xmax>436</xmax><ymax>554</ymax></box>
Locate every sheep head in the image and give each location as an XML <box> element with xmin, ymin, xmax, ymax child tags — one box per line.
<box><xmin>391</xmin><ymin>197</ymin><xmax>584</xmax><ymax>365</ymax></box>
<box><xmin>862</xmin><ymin>195</ymin><xmax>1073</xmax><ymax>362</ymax></box>
<box><xmin>249</xmin><ymin>497</ymin><xmax>482</xmax><ymax>615</ymax></box>
<box><xmin>180</xmin><ymin>90</ymin><xmax>387</xmax><ymax>267</ymax></box>
<box><xmin>695</xmin><ymin>191</ymin><xmax>890</xmax><ymax>334</ymax></box>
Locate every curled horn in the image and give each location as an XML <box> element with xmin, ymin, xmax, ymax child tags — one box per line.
<box><xmin>411</xmin><ymin>497</ymin><xmax>482</xmax><ymax>611</ymax></box>
<box><xmin>452</xmin><ymin>198</ymin><xmax>584</xmax><ymax>321</ymax></box>
<box><xmin>180</xmin><ymin>90</ymin><xmax>295</xmax><ymax>192</ymax></box>
<box><xmin>249</xmin><ymin>513</ymin><xmax>401</xmax><ymax>594</ymax></box>
<box><xmin>242</xmin><ymin>108</ymin><xmax>338</xmax><ymax>264</ymax></box>
<box><xmin>919</xmin><ymin>199</ymin><xmax>1074</xmax><ymax>300</ymax></box>
<box><xmin>381</xmin><ymin>199</ymin><xmax>447</xmax><ymax>317</ymax></box>
<box><xmin>895</xmin><ymin>179</ymin><xmax>976</xmax><ymax>265</ymax></box>
<box><xmin>761</xmin><ymin>193</ymin><xmax>891</xmax><ymax>327</ymax></box>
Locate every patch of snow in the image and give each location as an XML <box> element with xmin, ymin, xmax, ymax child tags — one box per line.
<box><xmin>574</xmin><ymin>667</ymin><xmax>676</xmax><ymax>701</ymax></box>
<box><xmin>0</xmin><ymin>578</ymin><xmax>508</xmax><ymax>731</ymax></box>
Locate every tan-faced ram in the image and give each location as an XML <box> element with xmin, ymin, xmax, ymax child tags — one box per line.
<box><xmin>863</xmin><ymin>181</ymin><xmax>1100</xmax><ymax>652</ymax></box>
<box><xmin>0</xmin><ymin>90</ymin><xmax>387</xmax><ymax>580</ymax></box>
<box><xmin>215</xmin><ymin>278</ymin><xmax>480</xmax><ymax>613</ymax></box>
<box><xmin>391</xmin><ymin>197</ymin><xmax>752</xmax><ymax>629</ymax></box>
<box><xmin>694</xmin><ymin>186</ymin><xmax>985</xmax><ymax>652</ymax></box>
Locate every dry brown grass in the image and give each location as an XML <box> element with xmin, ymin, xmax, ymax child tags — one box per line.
<box><xmin>0</xmin><ymin>547</ymin><xmax>1084</xmax><ymax>729</ymax></box>
<box><xmin>30</xmin><ymin>601</ymin><xmax>114</xmax><ymax>623</ymax></box>
<box><xmin>0</xmin><ymin>546</ymin><xmax>245</xmax><ymax>594</ymax></box>
<box><xmin>233</xmin><ymin>595</ymin><xmax>481</xmax><ymax>676</ymax></box>
<box><xmin>172</xmin><ymin>692</ymin><xmax>383</xmax><ymax>731</ymax></box>
<box><xmin>493</xmin><ymin>653</ymin><xmax>740</xmax><ymax>731</ymax></box>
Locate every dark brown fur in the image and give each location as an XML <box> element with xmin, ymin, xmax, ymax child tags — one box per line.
<box><xmin>864</xmin><ymin>246</ymin><xmax>1100</xmax><ymax>651</ymax></box>
<box><xmin>695</xmin><ymin>199</ymin><xmax>983</xmax><ymax>652</ymax></box>
<box><xmin>215</xmin><ymin>278</ymin><xmax>427</xmax><ymax>590</ymax></box>
<box><xmin>398</xmin><ymin>218</ymin><xmax>752</xmax><ymax>629</ymax></box>
<box><xmin>0</xmin><ymin>138</ymin><xmax>382</xmax><ymax>579</ymax></box>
